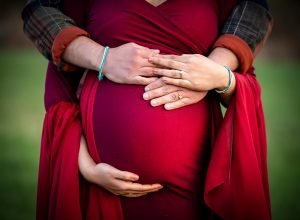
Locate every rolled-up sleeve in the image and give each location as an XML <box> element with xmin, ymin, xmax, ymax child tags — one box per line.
<box><xmin>221</xmin><ymin>1</ymin><xmax>272</xmax><ymax>52</ymax></box>
<box><xmin>21</xmin><ymin>0</ymin><xmax>89</xmax><ymax>72</ymax></box>
<box><xmin>213</xmin><ymin>0</ymin><xmax>273</xmax><ymax>72</ymax></box>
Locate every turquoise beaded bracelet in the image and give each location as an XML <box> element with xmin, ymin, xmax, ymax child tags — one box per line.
<box><xmin>98</xmin><ymin>46</ymin><xmax>110</xmax><ymax>81</ymax></box>
<box><xmin>215</xmin><ymin>65</ymin><xmax>233</xmax><ymax>94</ymax></box>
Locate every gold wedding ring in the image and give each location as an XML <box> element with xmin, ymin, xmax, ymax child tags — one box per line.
<box><xmin>178</xmin><ymin>94</ymin><xmax>183</xmax><ymax>100</ymax></box>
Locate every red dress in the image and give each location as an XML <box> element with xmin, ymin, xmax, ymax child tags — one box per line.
<box><xmin>88</xmin><ymin>0</ymin><xmax>219</xmax><ymax>219</ymax></box>
<box><xmin>37</xmin><ymin>0</ymin><xmax>271</xmax><ymax>220</ymax></box>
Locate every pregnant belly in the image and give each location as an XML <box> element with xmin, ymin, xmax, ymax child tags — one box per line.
<box><xmin>93</xmin><ymin>79</ymin><xmax>211</xmax><ymax>197</ymax></box>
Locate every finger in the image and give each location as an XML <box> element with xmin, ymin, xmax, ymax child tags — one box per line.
<box><xmin>138</xmin><ymin>67</ymin><xmax>157</xmax><ymax>77</ymax></box>
<box><xmin>133</xmin><ymin>76</ymin><xmax>159</xmax><ymax>85</ymax></box>
<box><xmin>161</xmin><ymin>77</ymin><xmax>190</xmax><ymax>88</ymax></box>
<box><xmin>120</xmin><ymin>182</ymin><xmax>163</xmax><ymax>192</ymax></box>
<box><xmin>112</xmin><ymin>169</ymin><xmax>139</xmax><ymax>181</ymax></box>
<box><xmin>137</xmin><ymin>48</ymin><xmax>160</xmax><ymax>59</ymax></box>
<box><xmin>144</xmin><ymin>78</ymin><xmax>165</xmax><ymax>91</ymax></box>
<box><xmin>152</xmin><ymin>68</ymin><xmax>186</xmax><ymax>79</ymax></box>
<box><xmin>123</xmin><ymin>192</ymin><xmax>149</xmax><ymax>197</ymax></box>
<box><xmin>157</xmin><ymin>54</ymin><xmax>191</xmax><ymax>63</ymax></box>
<box><xmin>150</xmin><ymin>91</ymin><xmax>184</xmax><ymax>107</ymax></box>
<box><xmin>138</xmin><ymin>58</ymin><xmax>158</xmax><ymax>68</ymax></box>
<box><xmin>148</xmin><ymin>56</ymin><xmax>185</xmax><ymax>70</ymax></box>
<box><xmin>164</xmin><ymin>98</ymin><xmax>191</xmax><ymax>110</ymax></box>
<box><xmin>114</xmin><ymin>183</ymin><xmax>162</xmax><ymax>194</ymax></box>
<box><xmin>156</xmin><ymin>54</ymin><xmax>195</xmax><ymax>63</ymax></box>
<box><xmin>143</xmin><ymin>85</ymin><xmax>178</xmax><ymax>100</ymax></box>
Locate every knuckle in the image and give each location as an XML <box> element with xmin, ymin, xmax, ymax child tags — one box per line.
<box><xmin>167</xmin><ymin>60</ymin><xmax>174</xmax><ymax>67</ymax></box>
<box><xmin>136</xmin><ymin>77</ymin><xmax>146</xmax><ymax>84</ymax></box>
<box><xmin>161</xmin><ymin>77</ymin><xmax>168</xmax><ymax>83</ymax></box>
<box><xmin>133</xmin><ymin>51</ymin><xmax>140</xmax><ymax>60</ymax></box>
<box><xmin>129</xmin><ymin>42</ymin><xmax>137</xmax><ymax>47</ymax></box>
<box><xmin>136</xmin><ymin>49</ymin><xmax>143</xmax><ymax>56</ymax></box>
<box><xmin>170</xmin><ymin>93</ymin><xmax>178</xmax><ymax>101</ymax></box>
<box><xmin>171</xmin><ymin>70</ymin><xmax>178</xmax><ymax>77</ymax></box>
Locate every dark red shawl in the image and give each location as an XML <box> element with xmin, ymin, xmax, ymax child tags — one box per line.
<box><xmin>36</xmin><ymin>1</ymin><xmax>271</xmax><ymax>219</ymax></box>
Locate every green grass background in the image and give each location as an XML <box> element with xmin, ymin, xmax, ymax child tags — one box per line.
<box><xmin>0</xmin><ymin>50</ymin><xmax>299</xmax><ymax>219</ymax></box>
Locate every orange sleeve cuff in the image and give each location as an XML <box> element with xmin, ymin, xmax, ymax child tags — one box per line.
<box><xmin>212</xmin><ymin>34</ymin><xmax>253</xmax><ymax>73</ymax></box>
<box><xmin>52</xmin><ymin>26</ymin><xmax>90</xmax><ymax>72</ymax></box>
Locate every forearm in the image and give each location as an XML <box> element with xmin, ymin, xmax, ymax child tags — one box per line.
<box><xmin>78</xmin><ymin>134</ymin><xmax>96</xmax><ymax>181</ymax></box>
<box><xmin>208</xmin><ymin>47</ymin><xmax>237</xmax><ymax>106</ymax></box>
<box><xmin>62</xmin><ymin>36</ymin><xmax>104</xmax><ymax>72</ymax></box>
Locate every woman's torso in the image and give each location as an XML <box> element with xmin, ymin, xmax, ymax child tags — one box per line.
<box><xmin>84</xmin><ymin>0</ymin><xmax>229</xmax><ymax>219</ymax></box>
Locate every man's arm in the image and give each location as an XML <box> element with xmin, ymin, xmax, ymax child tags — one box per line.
<box><xmin>22</xmin><ymin>0</ymin><xmax>272</xmax><ymax>74</ymax></box>
<box><xmin>211</xmin><ymin>0</ymin><xmax>273</xmax><ymax>72</ymax></box>
<box><xmin>21</xmin><ymin>0</ymin><xmax>89</xmax><ymax>72</ymax></box>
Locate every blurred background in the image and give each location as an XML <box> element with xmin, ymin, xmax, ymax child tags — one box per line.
<box><xmin>0</xmin><ymin>1</ymin><xmax>299</xmax><ymax>219</ymax></box>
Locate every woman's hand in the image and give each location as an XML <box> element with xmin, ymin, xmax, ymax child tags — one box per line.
<box><xmin>104</xmin><ymin>42</ymin><xmax>160</xmax><ymax>85</ymax></box>
<box><xmin>88</xmin><ymin>163</ymin><xmax>163</xmax><ymax>197</ymax></box>
<box><xmin>79</xmin><ymin>135</ymin><xmax>163</xmax><ymax>197</ymax></box>
<box><xmin>143</xmin><ymin>78</ymin><xmax>207</xmax><ymax>110</ymax></box>
<box><xmin>148</xmin><ymin>54</ymin><xmax>230</xmax><ymax>91</ymax></box>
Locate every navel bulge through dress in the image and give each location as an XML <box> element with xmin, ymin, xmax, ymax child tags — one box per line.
<box><xmin>84</xmin><ymin>0</ymin><xmax>233</xmax><ymax>219</ymax></box>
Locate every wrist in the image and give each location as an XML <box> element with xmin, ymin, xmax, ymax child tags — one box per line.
<box><xmin>90</xmin><ymin>46</ymin><xmax>105</xmax><ymax>71</ymax></box>
<box><xmin>215</xmin><ymin>65</ymin><xmax>230</xmax><ymax>90</ymax></box>
<box><xmin>85</xmin><ymin>163</ymin><xmax>97</xmax><ymax>183</ymax></box>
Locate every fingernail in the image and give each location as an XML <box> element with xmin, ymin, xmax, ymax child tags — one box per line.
<box><xmin>144</xmin><ymin>86</ymin><xmax>150</xmax><ymax>91</ymax></box>
<box><xmin>143</xmin><ymin>93</ymin><xmax>149</xmax><ymax>100</ymax></box>
<box><xmin>164</xmin><ymin>104</ymin><xmax>170</xmax><ymax>110</ymax></box>
<box><xmin>131</xmin><ymin>175</ymin><xmax>139</xmax><ymax>181</ymax></box>
<box><xmin>151</xmin><ymin>100</ymin><xmax>157</xmax><ymax>106</ymax></box>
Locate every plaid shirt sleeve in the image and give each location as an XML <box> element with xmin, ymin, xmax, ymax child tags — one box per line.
<box><xmin>221</xmin><ymin>1</ymin><xmax>273</xmax><ymax>52</ymax></box>
<box><xmin>21</xmin><ymin>0</ymin><xmax>77</xmax><ymax>61</ymax></box>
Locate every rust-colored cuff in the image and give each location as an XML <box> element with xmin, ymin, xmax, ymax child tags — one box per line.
<box><xmin>212</xmin><ymin>34</ymin><xmax>253</xmax><ymax>73</ymax></box>
<box><xmin>52</xmin><ymin>26</ymin><xmax>90</xmax><ymax>72</ymax></box>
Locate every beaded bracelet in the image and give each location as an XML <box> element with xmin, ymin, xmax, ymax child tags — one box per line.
<box><xmin>98</xmin><ymin>46</ymin><xmax>110</xmax><ymax>81</ymax></box>
<box><xmin>215</xmin><ymin>65</ymin><xmax>233</xmax><ymax>94</ymax></box>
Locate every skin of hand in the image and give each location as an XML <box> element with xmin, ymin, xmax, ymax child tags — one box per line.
<box><xmin>143</xmin><ymin>78</ymin><xmax>207</xmax><ymax>110</ymax></box>
<box><xmin>66</xmin><ymin>36</ymin><xmax>237</xmax><ymax>107</ymax></box>
<box><xmin>63</xmin><ymin>37</ymin><xmax>160</xmax><ymax>85</ymax></box>
<box><xmin>144</xmin><ymin>50</ymin><xmax>237</xmax><ymax>108</ymax></box>
<box><xmin>78</xmin><ymin>135</ymin><xmax>163</xmax><ymax>197</ymax></box>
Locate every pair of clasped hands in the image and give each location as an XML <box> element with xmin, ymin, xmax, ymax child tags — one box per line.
<box><xmin>79</xmin><ymin>42</ymin><xmax>230</xmax><ymax>198</ymax></box>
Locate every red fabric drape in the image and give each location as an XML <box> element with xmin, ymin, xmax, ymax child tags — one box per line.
<box><xmin>37</xmin><ymin>69</ymin><xmax>271</xmax><ymax>220</ymax></box>
<box><xmin>36</xmin><ymin>102</ymin><xmax>82</xmax><ymax>220</ymax></box>
<box><xmin>205</xmin><ymin>69</ymin><xmax>271</xmax><ymax>220</ymax></box>
<box><xmin>37</xmin><ymin>75</ymin><xmax>124</xmax><ymax>220</ymax></box>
